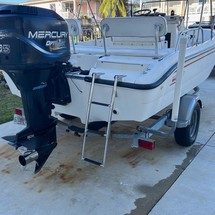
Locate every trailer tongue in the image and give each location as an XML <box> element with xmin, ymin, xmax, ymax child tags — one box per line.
<box><xmin>0</xmin><ymin>4</ymin><xmax>71</xmax><ymax>173</ymax></box>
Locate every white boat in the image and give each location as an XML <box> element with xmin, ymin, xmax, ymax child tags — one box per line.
<box><xmin>53</xmin><ymin>0</ymin><xmax>215</xmax><ymax>145</ymax></box>
<box><xmin>1</xmin><ymin>1</ymin><xmax>215</xmax><ymax>171</ymax></box>
<box><xmin>56</xmin><ymin>0</ymin><xmax>215</xmax><ymax>168</ymax></box>
<box><xmin>56</xmin><ymin>15</ymin><xmax>215</xmax><ymax>124</ymax></box>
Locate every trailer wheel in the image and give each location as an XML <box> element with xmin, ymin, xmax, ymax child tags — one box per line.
<box><xmin>174</xmin><ymin>102</ymin><xmax>200</xmax><ymax>146</ymax></box>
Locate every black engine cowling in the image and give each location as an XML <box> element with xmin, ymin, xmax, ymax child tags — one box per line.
<box><xmin>0</xmin><ymin>4</ymin><xmax>70</xmax><ymax>69</ymax></box>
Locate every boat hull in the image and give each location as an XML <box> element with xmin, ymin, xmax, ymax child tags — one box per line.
<box><xmin>54</xmin><ymin>39</ymin><xmax>215</xmax><ymax>123</ymax></box>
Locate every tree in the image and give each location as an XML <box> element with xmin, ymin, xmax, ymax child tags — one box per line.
<box><xmin>99</xmin><ymin>0</ymin><xmax>128</xmax><ymax>17</ymax></box>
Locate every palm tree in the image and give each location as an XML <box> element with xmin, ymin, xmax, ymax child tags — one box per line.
<box><xmin>99</xmin><ymin>0</ymin><xmax>128</xmax><ymax>18</ymax></box>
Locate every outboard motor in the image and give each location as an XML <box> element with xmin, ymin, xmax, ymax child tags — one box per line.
<box><xmin>0</xmin><ymin>5</ymin><xmax>71</xmax><ymax>173</ymax></box>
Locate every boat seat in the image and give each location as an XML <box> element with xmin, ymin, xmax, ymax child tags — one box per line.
<box><xmin>101</xmin><ymin>16</ymin><xmax>168</xmax><ymax>56</ymax></box>
<box><xmin>101</xmin><ymin>16</ymin><xmax>167</xmax><ymax>37</ymax></box>
<box><xmin>65</xmin><ymin>18</ymin><xmax>82</xmax><ymax>53</ymax></box>
<box><xmin>185</xmin><ymin>28</ymin><xmax>214</xmax><ymax>47</ymax></box>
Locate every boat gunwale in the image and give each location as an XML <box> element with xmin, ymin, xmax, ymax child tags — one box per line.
<box><xmin>67</xmin><ymin>45</ymin><xmax>215</xmax><ymax>90</ymax></box>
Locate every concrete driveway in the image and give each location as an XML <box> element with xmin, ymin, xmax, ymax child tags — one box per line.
<box><xmin>0</xmin><ymin>70</ymin><xmax>214</xmax><ymax>215</ymax></box>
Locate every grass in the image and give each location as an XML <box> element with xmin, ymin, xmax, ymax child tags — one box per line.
<box><xmin>0</xmin><ymin>84</ymin><xmax>22</xmax><ymax>124</ymax></box>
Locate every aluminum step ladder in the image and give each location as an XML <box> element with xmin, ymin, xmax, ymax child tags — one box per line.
<box><xmin>81</xmin><ymin>73</ymin><xmax>125</xmax><ymax>167</ymax></box>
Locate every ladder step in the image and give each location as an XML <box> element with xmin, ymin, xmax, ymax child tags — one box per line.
<box><xmin>68</xmin><ymin>125</ymin><xmax>84</xmax><ymax>133</ymax></box>
<box><xmin>91</xmin><ymin>101</ymin><xmax>109</xmax><ymax>107</ymax></box>
<box><xmin>84</xmin><ymin>158</ymin><xmax>103</xmax><ymax>166</ymax></box>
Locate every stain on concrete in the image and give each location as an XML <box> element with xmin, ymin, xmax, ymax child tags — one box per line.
<box><xmin>31</xmin><ymin>159</ymin><xmax>96</xmax><ymax>187</ymax></box>
<box><xmin>37</xmin><ymin>188</ymin><xmax>43</xmax><ymax>193</ymax></box>
<box><xmin>121</xmin><ymin>149</ymin><xmax>142</xmax><ymax>159</ymax></box>
<box><xmin>126</xmin><ymin>144</ymin><xmax>202</xmax><ymax>215</ymax></box>
<box><xmin>1</xmin><ymin>168</ymin><xmax>10</xmax><ymax>174</ymax></box>
<box><xmin>121</xmin><ymin>148</ymin><xmax>159</xmax><ymax>168</ymax></box>
<box><xmin>0</xmin><ymin>144</ymin><xmax>18</xmax><ymax>160</ymax></box>
<box><xmin>121</xmin><ymin>149</ymin><xmax>144</xmax><ymax>168</ymax></box>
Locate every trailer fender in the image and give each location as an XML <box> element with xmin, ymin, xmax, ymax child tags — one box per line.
<box><xmin>176</xmin><ymin>94</ymin><xmax>202</xmax><ymax>128</ymax></box>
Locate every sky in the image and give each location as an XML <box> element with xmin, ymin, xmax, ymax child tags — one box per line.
<box><xmin>0</xmin><ymin>0</ymin><xmax>27</xmax><ymax>3</ymax></box>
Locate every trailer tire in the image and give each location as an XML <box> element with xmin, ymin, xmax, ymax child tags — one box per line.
<box><xmin>174</xmin><ymin>102</ymin><xmax>200</xmax><ymax>146</ymax></box>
